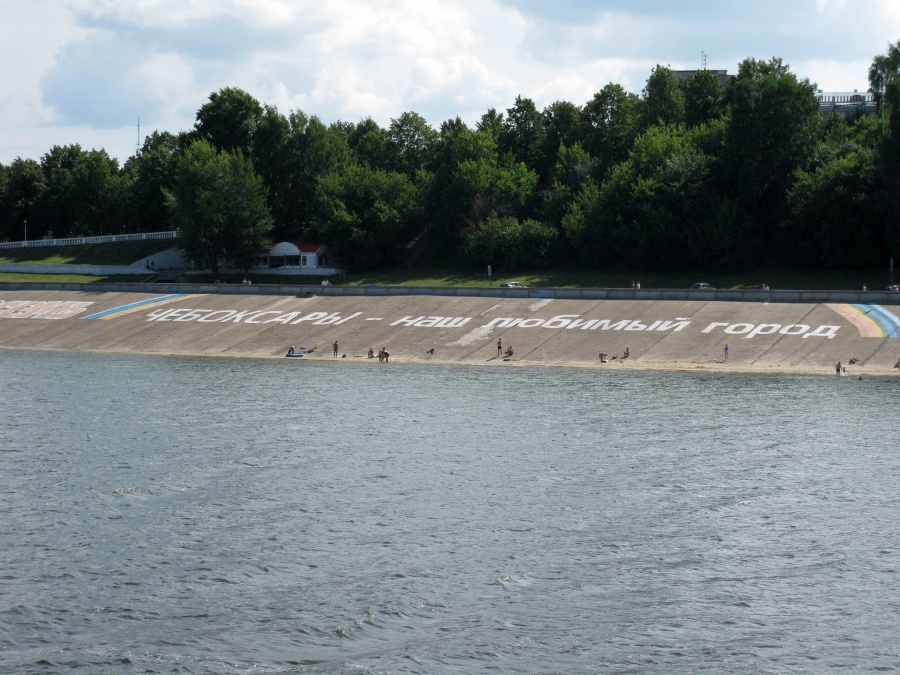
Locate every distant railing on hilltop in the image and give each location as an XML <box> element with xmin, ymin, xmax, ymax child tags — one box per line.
<box><xmin>0</xmin><ymin>231</ymin><xmax>179</xmax><ymax>250</ymax></box>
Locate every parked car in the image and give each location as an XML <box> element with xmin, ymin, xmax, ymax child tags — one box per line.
<box><xmin>501</xmin><ymin>281</ymin><xmax>528</xmax><ymax>288</ymax></box>
<box><xmin>885</xmin><ymin>284</ymin><xmax>900</xmax><ymax>291</ymax></box>
<box><xmin>689</xmin><ymin>282</ymin><xmax>714</xmax><ymax>290</ymax></box>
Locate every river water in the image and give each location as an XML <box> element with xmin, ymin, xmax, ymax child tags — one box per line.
<box><xmin>1</xmin><ymin>350</ymin><xmax>898</xmax><ymax>673</ymax></box>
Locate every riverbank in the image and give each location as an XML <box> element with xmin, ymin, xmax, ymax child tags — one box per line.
<box><xmin>1</xmin><ymin>288</ymin><xmax>898</xmax><ymax>377</ymax></box>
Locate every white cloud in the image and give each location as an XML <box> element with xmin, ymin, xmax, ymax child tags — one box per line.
<box><xmin>3</xmin><ymin>0</ymin><xmax>900</xmax><ymax>164</ymax></box>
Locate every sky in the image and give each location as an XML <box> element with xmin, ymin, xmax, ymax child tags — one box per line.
<box><xmin>2</xmin><ymin>0</ymin><xmax>899</xmax><ymax>165</ymax></box>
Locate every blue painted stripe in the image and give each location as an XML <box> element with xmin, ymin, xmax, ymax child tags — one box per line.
<box><xmin>80</xmin><ymin>294</ymin><xmax>187</xmax><ymax>320</ymax></box>
<box><xmin>852</xmin><ymin>304</ymin><xmax>900</xmax><ymax>338</ymax></box>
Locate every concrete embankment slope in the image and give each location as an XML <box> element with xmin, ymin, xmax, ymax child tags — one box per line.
<box><xmin>1</xmin><ymin>288</ymin><xmax>899</xmax><ymax>375</ymax></box>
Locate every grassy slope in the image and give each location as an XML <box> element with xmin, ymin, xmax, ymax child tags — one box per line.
<box><xmin>1</xmin><ymin>241</ymin><xmax>894</xmax><ymax>290</ymax></box>
<box><xmin>0</xmin><ymin>240</ymin><xmax>176</xmax><ymax>265</ymax></box>
<box><xmin>193</xmin><ymin>264</ymin><xmax>892</xmax><ymax>291</ymax></box>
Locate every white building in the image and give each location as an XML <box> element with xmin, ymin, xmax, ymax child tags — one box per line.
<box><xmin>260</xmin><ymin>242</ymin><xmax>342</xmax><ymax>276</ymax></box>
<box><xmin>816</xmin><ymin>90</ymin><xmax>876</xmax><ymax>117</ymax></box>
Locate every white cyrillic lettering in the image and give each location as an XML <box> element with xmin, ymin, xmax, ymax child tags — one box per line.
<box><xmin>174</xmin><ymin>309</ymin><xmax>212</xmax><ymax>322</ymax></box>
<box><xmin>702</xmin><ymin>322</ymin><xmax>729</xmax><ymax>334</ymax></box>
<box><xmin>724</xmin><ymin>323</ymin><xmax>754</xmax><ymax>335</ymax></box>
<box><xmin>147</xmin><ymin>308</ymin><xmax>177</xmax><ymax>321</ymax></box>
<box><xmin>245</xmin><ymin>311</ymin><xmax>282</xmax><ymax>324</ymax></box>
<box><xmin>625</xmin><ymin>320</ymin><xmax>648</xmax><ymax>331</ymax></box>
<box><xmin>194</xmin><ymin>310</ymin><xmax>232</xmax><ymax>322</ymax></box>
<box><xmin>415</xmin><ymin>317</ymin><xmax>444</xmax><ymax>327</ymax></box>
<box><xmin>565</xmin><ymin>319</ymin><xmax>599</xmax><ymax>330</ymax></box>
<box><xmin>335</xmin><ymin>312</ymin><xmax>361</xmax><ymax>325</ymax></box>
<box><xmin>265</xmin><ymin>312</ymin><xmax>301</xmax><ymax>324</ymax></box>
<box><xmin>312</xmin><ymin>313</ymin><xmax>348</xmax><ymax>325</ymax></box>
<box><xmin>221</xmin><ymin>310</ymin><xmax>266</xmax><ymax>323</ymax></box>
<box><xmin>746</xmin><ymin>323</ymin><xmax>781</xmax><ymax>338</ymax></box>
<box><xmin>803</xmin><ymin>325</ymin><xmax>840</xmax><ymax>339</ymax></box>
<box><xmin>2</xmin><ymin>301</ymin><xmax>46</xmax><ymax>319</ymax></box>
<box><xmin>543</xmin><ymin>314</ymin><xmax>580</xmax><ymax>329</ymax></box>
<box><xmin>482</xmin><ymin>318</ymin><xmax>514</xmax><ymax>329</ymax></box>
<box><xmin>435</xmin><ymin>317</ymin><xmax>471</xmax><ymax>328</ymax></box>
<box><xmin>291</xmin><ymin>312</ymin><xmax>328</xmax><ymax>324</ymax></box>
<box><xmin>0</xmin><ymin>301</ymin><xmax>31</xmax><ymax>318</ymax></box>
<box><xmin>593</xmin><ymin>319</ymin><xmax>631</xmax><ymax>331</ymax></box>
<box><xmin>155</xmin><ymin>308</ymin><xmax>193</xmax><ymax>322</ymax></box>
<box><xmin>509</xmin><ymin>318</ymin><xmax>544</xmax><ymax>328</ymax></box>
<box><xmin>40</xmin><ymin>301</ymin><xmax>94</xmax><ymax>320</ymax></box>
<box><xmin>779</xmin><ymin>324</ymin><xmax>809</xmax><ymax>335</ymax></box>
<box><xmin>390</xmin><ymin>316</ymin><xmax>424</xmax><ymax>327</ymax></box>
<box><xmin>655</xmin><ymin>320</ymin><xmax>691</xmax><ymax>332</ymax></box>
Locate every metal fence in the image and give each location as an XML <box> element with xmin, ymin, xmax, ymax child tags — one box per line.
<box><xmin>0</xmin><ymin>231</ymin><xmax>179</xmax><ymax>250</ymax></box>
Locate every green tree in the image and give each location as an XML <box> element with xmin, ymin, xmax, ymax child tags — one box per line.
<box><xmin>166</xmin><ymin>140</ymin><xmax>273</xmax><ymax>278</ymax></box>
<box><xmin>499</xmin><ymin>96</ymin><xmax>544</xmax><ymax>172</ymax></box>
<box><xmin>311</xmin><ymin>164</ymin><xmax>422</xmax><ymax>270</ymax></box>
<box><xmin>476</xmin><ymin>108</ymin><xmax>504</xmax><ymax>140</ymax></box>
<box><xmin>582</xmin><ymin>84</ymin><xmax>641</xmax><ymax>175</ymax></box>
<box><xmin>193</xmin><ymin>87</ymin><xmax>263</xmax><ymax>157</ymax></box>
<box><xmin>0</xmin><ymin>158</ymin><xmax>46</xmax><ymax>241</ymax></box>
<box><xmin>868</xmin><ymin>40</ymin><xmax>900</xmax><ymax>111</ymax></box>
<box><xmin>642</xmin><ymin>65</ymin><xmax>684</xmax><ymax>129</ymax></box>
<box><xmin>38</xmin><ymin>145</ymin><xmax>122</xmax><ymax>237</ymax></box>
<box><xmin>461</xmin><ymin>215</ymin><xmax>557</xmax><ymax>271</ymax></box>
<box><xmin>785</xmin><ymin>149</ymin><xmax>893</xmax><ymax>269</ymax></box>
<box><xmin>681</xmin><ymin>69</ymin><xmax>726</xmax><ymax>127</ymax></box>
<box><xmin>539</xmin><ymin>100</ymin><xmax>583</xmax><ymax>183</ymax></box>
<box><xmin>121</xmin><ymin>131</ymin><xmax>180</xmax><ymax>233</ymax></box>
<box><xmin>388</xmin><ymin>111</ymin><xmax>437</xmax><ymax>176</ymax></box>
<box><xmin>347</xmin><ymin>118</ymin><xmax>395</xmax><ymax>170</ymax></box>
<box><xmin>428</xmin><ymin>124</ymin><xmax>538</xmax><ymax>251</ymax></box>
<box><xmin>566</xmin><ymin>123</ymin><xmax>747</xmax><ymax>271</ymax></box>
<box><xmin>252</xmin><ymin>106</ymin><xmax>350</xmax><ymax>240</ymax></box>
<box><xmin>723</xmin><ymin>57</ymin><xmax>822</xmax><ymax>252</ymax></box>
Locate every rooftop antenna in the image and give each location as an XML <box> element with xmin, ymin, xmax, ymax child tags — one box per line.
<box><xmin>136</xmin><ymin>117</ymin><xmax>141</xmax><ymax>156</ymax></box>
<box><xmin>701</xmin><ymin>51</ymin><xmax>707</xmax><ymax>70</ymax></box>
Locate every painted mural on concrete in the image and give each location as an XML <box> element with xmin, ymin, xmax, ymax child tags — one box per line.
<box><xmin>3</xmin><ymin>296</ymin><xmax>899</xmax><ymax>342</ymax></box>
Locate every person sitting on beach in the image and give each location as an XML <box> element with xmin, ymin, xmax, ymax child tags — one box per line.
<box><xmin>504</xmin><ymin>345</ymin><xmax>514</xmax><ymax>357</ymax></box>
<box><xmin>622</xmin><ymin>347</ymin><xmax>630</xmax><ymax>359</ymax></box>
<box><xmin>368</xmin><ymin>348</ymin><xmax>375</xmax><ymax>359</ymax></box>
<box><xmin>599</xmin><ymin>352</ymin><xmax>608</xmax><ymax>363</ymax></box>
<box><xmin>894</xmin><ymin>358</ymin><xmax>900</xmax><ymax>369</ymax></box>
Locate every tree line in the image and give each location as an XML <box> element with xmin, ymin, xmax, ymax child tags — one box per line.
<box><xmin>2</xmin><ymin>44</ymin><xmax>900</xmax><ymax>275</ymax></box>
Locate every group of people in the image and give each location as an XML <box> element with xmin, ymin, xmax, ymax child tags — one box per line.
<box><xmin>496</xmin><ymin>338</ymin><xmax>514</xmax><ymax>358</ymax></box>
<box><xmin>367</xmin><ymin>347</ymin><xmax>390</xmax><ymax>362</ymax></box>
<box><xmin>598</xmin><ymin>347</ymin><xmax>630</xmax><ymax>363</ymax></box>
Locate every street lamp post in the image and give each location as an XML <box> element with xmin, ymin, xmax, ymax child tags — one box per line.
<box><xmin>24</xmin><ymin>219</ymin><xmax>27</xmax><ymax>244</ymax></box>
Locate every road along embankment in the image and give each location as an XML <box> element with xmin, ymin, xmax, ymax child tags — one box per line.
<box><xmin>1</xmin><ymin>288</ymin><xmax>899</xmax><ymax>376</ymax></box>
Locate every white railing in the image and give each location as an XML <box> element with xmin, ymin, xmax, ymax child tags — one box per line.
<box><xmin>0</xmin><ymin>231</ymin><xmax>179</xmax><ymax>250</ymax></box>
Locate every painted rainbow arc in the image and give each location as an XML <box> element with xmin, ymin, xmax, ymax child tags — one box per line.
<box><xmin>80</xmin><ymin>294</ymin><xmax>204</xmax><ymax>320</ymax></box>
<box><xmin>826</xmin><ymin>303</ymin><xmax>900</xmax><ymax>338</ymax></box>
